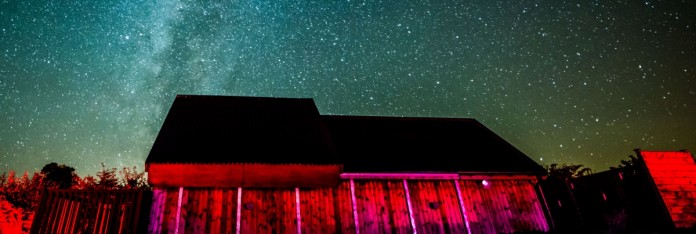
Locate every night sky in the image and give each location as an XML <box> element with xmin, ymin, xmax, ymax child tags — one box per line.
<box><xmin>1</xmin><ymin>0</ymin><xmax>695</xmax><ymax>176</ymax></box>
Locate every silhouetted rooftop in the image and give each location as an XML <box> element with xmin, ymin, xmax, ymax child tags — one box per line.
<box><xmin>146</xmin><ymin>95</ymin><xmax>545</xmax><ymax>175</ymax></box>
<box><xmin>146</xmin><ymin>95</ymin><xmax>338</xmax><ymax>165</ymax></box>
<box><xmin>322</xmin><ymin>115</ymin><xmax>546</xmax><ymax>174</ymax></box>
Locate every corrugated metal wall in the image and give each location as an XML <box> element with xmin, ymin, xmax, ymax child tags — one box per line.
<box><xmin>148</xmin><ymin>179</ymin><xmax>549</xmax><ymax>234</ymax></box>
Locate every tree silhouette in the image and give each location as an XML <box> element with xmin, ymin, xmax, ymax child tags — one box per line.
<box><xmin>119</xmin><ymin>166</ymin><xmax>149</xmax><ymax>189</ymax></box>
<box><xmin>544</xmin><ymin>163</ymin><xmax>593</xmax><ymax>180</ymax></box>
<box><xmin>96</xmin><ymin>163</ymin><xmax>120</xmax><ymax>189</ymax></box>
<box><xmin>610</xmin><ymin>155</ymin><xmax>640</xmax><ymax>176</ymax></box>
<box><xmin>40</xmin><ymin>162</ymin><xmax>75</xmax><ymax>189</ymax></box>
<box><xmin>75</xmin><ymin>175</ymin><xmax>98</xmax><ymax>189</ymax></box>
<box><xmin>0</xmin><ymin>170</ymin><xmax>44</xmax><ymax>210</ymax></box>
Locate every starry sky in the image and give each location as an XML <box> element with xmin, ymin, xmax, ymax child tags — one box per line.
<box><xmin>1</xmin><ymin>0</ymin><xmax>695</xmax><ymax>176</ymax></box>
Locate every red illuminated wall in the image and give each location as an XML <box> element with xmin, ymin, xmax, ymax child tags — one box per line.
<box><xmin>148</xmin><ymin>179</ymin><xmax>549</xmax><ymax>234</ymax></box>
<box><xmin>149</xmin><ymin>188</ymin><xmax>241</xmax><ymax>233</ymax></box>
<box><xmin>459</xmin><ymin>180</ymin><xmax>549</xmax><ymax>233</ymax></box>
<box><xmin>641</xmin><ymin>151</ymin><xmax>696</xmax><ymax>228</ymax></box>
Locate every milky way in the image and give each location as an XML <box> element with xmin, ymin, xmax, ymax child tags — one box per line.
<box><xmin>1</xmin><ymin>0</ymin><xmax>695</xmax><ymax>175</ymax></box>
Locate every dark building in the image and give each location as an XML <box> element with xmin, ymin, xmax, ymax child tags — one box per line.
<box><xmin>543</xmin><ymin>150</ymin><xmax>696</xmax><ymax>233</ymax></box>
<box><xmin>145</xmin><ymin>95</ymin><xmax>551</xmax><ymax>233</ymax></box>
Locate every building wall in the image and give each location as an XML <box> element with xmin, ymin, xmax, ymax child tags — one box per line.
<box><xmin>641</xmin><ymin>151</ymin><xmax>696</xmax><ymax>228</ymax></box>
<box><xmin>459</xmin><ymin>180</ymin><xmax>548</xmax><ymax>233</ymax></box>
<box><xmin>148</xmin><ymin>179</ymin><xmax>549</xmax><ymax>234</ymax></box>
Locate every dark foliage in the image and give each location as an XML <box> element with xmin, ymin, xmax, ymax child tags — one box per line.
<box><xmin>96</xmin><ymin>163</ymin><xmax>119</xmax><ymax>189</ymax></box>
<box><xmin>40</xmin><ymin>162</ymin><xmax>76</xmax><ymax>189</ymax></box>
<box><xmin>610</xmin><ymin>155</ymin><xmax>640</xmax><ymax>176</ymax></box>
<box><xmin>119</xmin><ymin>166</ymin><xmax>149</xmax><ymax>189</ymax></box>
<box><xmin>0</xmin><ymin>171</ymin><xmax>43</xmax><ymax>210</ymax></box>
<box><xmin>1</xmin><ymin>162</ymin><xmax>150</xmax><ymax>211</ymax></box>
<box><xmin>544</xmin><ymin>163</ymin><xmax>593</xmax><ymax>180</ymax></box>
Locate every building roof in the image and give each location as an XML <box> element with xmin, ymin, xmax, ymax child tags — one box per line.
<box><xmin>323</xmin><ymin>115</ymin><xmax>546</xmax><ymax>174</ymax></box>
<box><xmin>146</xmin><ymin>95</ymin><xmax>339</xmax><ymax>165</ymax></box>
<box><xmin>146</xmin><ymin>95</ymin><xmax>545</xmax><ymax>175</ymax></box>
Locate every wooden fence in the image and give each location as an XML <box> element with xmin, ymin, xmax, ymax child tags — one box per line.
<box><xmin>148</xmin><ymin>179</ymin><xmax>549</xmax><ymax>234</ymax></box>
<box><xmin>30</xmin><ymin>189</ymin><xmax>151</xmax><ymax>234</ymax></box>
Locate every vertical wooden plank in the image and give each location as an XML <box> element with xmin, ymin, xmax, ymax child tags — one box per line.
<box><xmin>283</xmin><ymin>189</ymin><xmax>298</xmax><ymax>234</ymax></box>
<box><xmin>236</xmin><ymin>187</ymin><xmax>242</xmax><ymax>234</ymax></box>
<box><xmin>365</xmin><ymin>181</ymin><xmax>381</xmax><ymax>233</ymax></box>
<box><xmin>301</xmin><ymin>187</ymin><xmax>337</xmax><ymax>234</ymax></box>
<box><xmin>229</xmin><ymin>188</ymin><xmax>237</xmax><ymax>234</ymax></box>
<box><xmin>286</xmin><ymin>189</ymin><xmax>301</xmax><ymax>234</ymax></box>
<box><xmin>532</xmin><ymin>181</ymin><xmax>551</xmax><ymax>231</ymax></box>
<box><xmin>179</xmin><ymin>187</ymin><xmax>190</xmax><ymax>233</ymax></box>
<box><xmin>162</xmin><ymin>188</ymin><xmax>179</xmax><ymax>234</ymax></box>
<box><xmin>323</xmin><ymin>187</ymin><xmax>337</xmax><ymax>233</ymax></box>
<box><xmin>242</xmin><ymin>189</ymin><xmax>295</xmax><ymax>234</ymax></box>
<box><xmin>336</xmin><ymin>180</ymin><xmax>356</xmax><ymax>233</ymax></box>
<box><xmin>92</xmin><ymin>194</ymin><xmax>102</xmax><ymax>234</ymax></box>
<box><xmin>350</xmin><ymin>179</ymin><xmax>360</xmax><ymax>234</ymax></box>
<box><xmin>55</xmin><ymin>198</ymin><xmax>66</xmax><ymax>233</ymax></box>
<box><xmin>523</xmin><ymin>180</ymin><xmax>550</xmax><ymax>232</ymax></box>
<box><xmin>517</xmin><ymin>181</ymin><xmax>538</xmax><ymax>231</ymax></box>
<box><xmin>355</xmin><ymin>180</ymin><xmax>383</xmax><ymax>233</ymax></box>
<box><xmin>454</xmin><ymin>179</ymin><xmax>472</xmax><ymax>234</ymax></box>
<box><xmin>433</xmin><ymin>180</ymin><xmax>467</xmax><ymax>234</ymax></box>
<box><xmin>295</xmin><ymin>188</ymin><xmax>302</xmax><ymax>234</ymax></box>
<box><xmin>47</xmin><ymin>192</ymin><xmax>60</xmax><ymax>234</ymax></box>
<box><xmin>506</xmin><ymin>181</ymin><xmax>523</xmax><ymax>232</ymax></box>
<box><xmin>403</xmin><ymin>180</ymin><xmax>418</xmax><ymax>234</ymax></box>
<box><xmin>353</xmin><ymin>180</ymin><xmax>412</xmax><ymax>234</ymax></box>
<box><xmin>184</xmin><ymin>188</ymin><xmax>200</xmax><ymax>234</ymax></box>
<box><xmin>409</xmin><ymin>180</ymin><xmax>444</xmax><ymax>234</ymax></box>
<box><xmin>210</xmin><ymin>189</ymin><xmax>223</xmax><ymax>234</ymax></box>
<box><xmin>202</xmin><ymin>189</ymin><xmax>210</xmax><ymax>234</ymax></box>
<box><xmin>280</xmin><ymin>189</ymin><xmax>289</xmax><ymax>234</ymax></box>
<box><xmin>484</xmin><ymin>181</ymin><xmax>504</xmax><ymax>233</ymax></box>
<box><xmin>61</xmin><ymin>199</ymin><xmax>71</xmax><ymax>234</ymax></box>
<box><xmin>484</xmin><ymin>181</ymin><xmax>505</xmax><ymax>233</ymax></box>
<box><xmin>58</xmin><ymin>198</ymin><xmax>69</xmax><ymax>233</ymax></box>
<box><xmin>56</xmin><ymin>197</ymin><xmax>69</xmax><ymax>233</ymax></box>
<box><xmin>220</xmin><ymin>188</ymin><xmax>238</xmax><ymax>234</ymax></box>
<box><xmin>493</xmin><ymin>180</ymin><xmax>514</xmax><ymax>233</ymax></box>
<box><xmin>148</xmin><ymin>188</ymin><xmax>165</xmax><ymax>234</ymax></box>
<box><xmin>197</xmin><ymin>189</ymin><xmax>206</xmax><ymax>233</ymax></box>
<box><xmin>219</xmin><ymin>189</ymin><xmax>229</xmax><ymax>234</ymax></box>
<box><xmin>30</xmin><ymin>189</ymin><xmax>47</xmax><ymax>233</ymax></box>
<box><xmin>46</xmin><ymin>195</ymin><xmax>61</xmax><ymax>233</ymax></box>
<box><xmin>459</xmin><ymin>180</ymin><xmax>494</xmax><ymax>233</ymax></box>
<box><xmin>386</xmin><ymin>180</ymin><xmax>412</xmax><ymax>234</ymax></box>
<box><xmin>174</xmin><ymin>187</ymin><xmax>184</xmax><ymax>234</ymax></box>
<box><xmin>67</xmin><ymin>200</ymin><xmax>79</xmax><ymax>234</ymax></box>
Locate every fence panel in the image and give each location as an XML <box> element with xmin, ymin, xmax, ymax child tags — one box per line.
<box><xmin>30</xmin><ymin>189</ymin><xmax>151</xmax><ymax>234</ymax></box>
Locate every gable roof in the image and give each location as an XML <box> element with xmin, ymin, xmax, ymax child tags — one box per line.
<box><xmin>323</xmin><ymin>115</ymin><xmax>546</xmax><ymax>175</ymax></box>
<box><xmin>146</xmin><ymin>95</ymin><xmax>339</xmax><ymax>165</ymax></box>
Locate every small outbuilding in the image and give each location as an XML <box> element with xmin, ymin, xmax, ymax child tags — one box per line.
<box><xmin>145</xmin><ymin>95</ymin><xmax>551</xmax><ymax>234</ymax></box>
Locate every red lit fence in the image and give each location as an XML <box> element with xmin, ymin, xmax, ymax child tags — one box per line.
<box><xmin>148</xmin><ymin>179</ymin><xmax>549</xmax><ymax>234</ymax></box>
<box><xmin>30</xmin><ymin>189</ymin><xmax>151</xmax><ymax>234</ymax></box>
